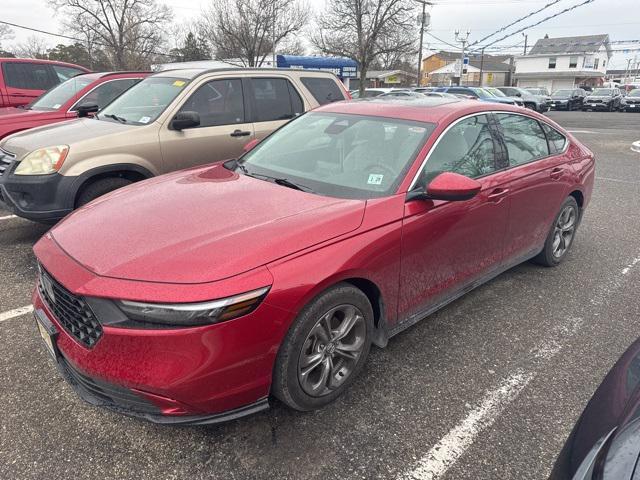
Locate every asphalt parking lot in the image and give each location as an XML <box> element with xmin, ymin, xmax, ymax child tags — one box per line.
<box><xmin>1</xmin><ymin>110</ymin><xmax>639</xmax><ymax>480</ymax></box>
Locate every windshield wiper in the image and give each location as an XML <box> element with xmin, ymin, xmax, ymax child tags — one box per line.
<box><xmin>245</xmin><ymin>171</ymin><xmax>312</xmax><ymax>192</ymax></box>
<box><xmin>104</xmin><ymin>113</ymin><xmax>127</xmax><ymax>124</ymax></box>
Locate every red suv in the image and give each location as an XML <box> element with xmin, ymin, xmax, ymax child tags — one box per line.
<box><xmin>0</xmin><ymin>71</ymin><xmax>148</xmax><ymax>140</ymax></box>
<box><xmin>33</xmin><ymin>97</ymin><xmax>595</xmax><ymax>424</ymax></box>
<box><xmin>0</xmin><ymin>58</ymin><xmax>89</xmax><ymax>108</ymax></box>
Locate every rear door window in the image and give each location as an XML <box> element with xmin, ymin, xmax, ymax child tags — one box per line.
<box><xmin>178</xmin><ymin>78</ymin><xmax>245</xmax><ymax>127</ymax></box>
<box><xmin>248</xmin><ymin>77</ymin><xmax>303</xmax><ymax>122</ymax></box>
<box><xmin>2</xmin><ymin>62</ymin><xmax>57</xmax><ymax>90</ymax></box>
<box><xmin>300</xmin><ymin>77</ymin><xmax>346</xmax><ymax>105</ymax></box>
<box><xmin>495</xmin><ymin>113</ymin><xmax>550</xmax><ymax>166</ymax></box>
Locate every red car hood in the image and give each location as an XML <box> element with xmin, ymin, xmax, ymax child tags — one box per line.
<box><xmin>0</xmin><ymin>107</ymin><xmax>56</xmax><ymax>123</ymax></box>
<box><xmin>50</xmin><ymin>164</ymin><xmax>366</xmax><ymax>284</ymax></box>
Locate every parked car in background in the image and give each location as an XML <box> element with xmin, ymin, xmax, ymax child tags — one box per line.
<box><xmin>351</xmin><ymin>88</ymin><xmax>409</xmax><ymax>98</ymax></box>
<box><xmin>434</xmin><ymin>86</ymin><xmax>517</xmax><ymax>105</ymax></box>
<box><xmin>0</xmin><ymin>68</ymin><xmax>349</xmax><ymax>223</ymax></box>
<box><xmin>549</xmin><ymin>88</ymin><xmax>587</xmax><ymax>111</ymax></box>
<box><xmin>582</xmin><ymin>87</ymin><xmax>623</xmax><ymax>111</ymax></box>
<box><xmin>32</xmin><ymin>97</ymin><xmax>593</xmax><ymax>424</ymax></box>
<box><xmin>0</xmin><ymin>72</ymin><xmax>148</xmax><ymax>140</ymax></box>
<box><xmin>524</xmin><ymin>87</ymin><xmax>550</xmax><ymax>97</ymax></box>
<box><xmin>483</xmin><ymin>87</ymin><xmax>525</xmax><ymax>107</ymax></box>
<box><xmin>379</xmin><ymin>91</ymin><xmax>425</xmax><ymax>98</ymax></box>
<box><xmin>620</xmin><ymin>89</ymin><xmax>640</xmax><ymax>111</ymax></box>
<box><xmin>413</xmin><ymin>87</ymin><xmax>436</xmax><ymax>93</ymax></box>
<box><xmin>496</xmin><ymin>86</ymin><xmax>549</xmax><ymax>112</ymax></box>
<box><xmin>550</xmin><ymin>336</ymin><xmax>640</xmax><ymax>479</ymax></box>
<box><xmin>422</xmin><ymin>91</ymin><xmax>459</xmax><ymax>99</ymax></box>
<box><xmin>0</xmin><ymin>58</ymin><xmax>89</xmax><ymax>108</ymax></box>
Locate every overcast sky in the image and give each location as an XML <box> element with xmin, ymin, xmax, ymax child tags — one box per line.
<box><xmin>2</xmin><ymin>0</ymin><xmax>638</xmax><ymax>69</ymax></box>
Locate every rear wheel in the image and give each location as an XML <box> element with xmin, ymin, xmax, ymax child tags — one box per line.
<box><xmin>533</xmin><ymin>196</ymin><xmax>579</xmax><ymax>267</ymax></box>
<box><xmin>76</xmin><ymin>177</ymin><xmax>133</xmax><ymax>207</ymax></box>
<box><xmin>272</xmin><ymin>283</ymin><xmax>373</xmax><ymax>411</ymax></box>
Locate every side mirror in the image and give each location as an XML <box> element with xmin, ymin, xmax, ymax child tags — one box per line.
<box><xmin>171</xmin><ymin>111</ymin><xmax>200</xmax><ymax>130</ymax></box>
<box><xmin>516</xmin><ymin>92</ymin><xmax>522</xmax><ymax>97</ymax></box>
<box><xmin>242</xmin><ymin>138</ymin><xmax>260</xmax><ymax>153</ymax></box>
<box><xmin>423</xmin><ymin>172</ymin><xmax>481</xmax><ymax>201</ymax></box>
<box><xmin>76</xmin><ymin>102</ymin><xmax>99</xmax><ymax>118</ymax></box>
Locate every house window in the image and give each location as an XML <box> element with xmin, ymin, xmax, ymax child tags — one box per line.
<box><xmin>602</xmin><ymin>60</ymin><xmax>606</xmax><ymax>68</ymax></box>
<box><xmin>548</xmin><ymin>57</ymin><xmax>557</xmax><ymax>69</ymax></box>
<box><xmin>594</xmin><ymin>58</ymin><xmax>599</xmax><ymax>69</ymax></box>
<box><xmin>569</xmin><ymin>56</ymin><xmax>578</xmax><ymax>68</ymax></box>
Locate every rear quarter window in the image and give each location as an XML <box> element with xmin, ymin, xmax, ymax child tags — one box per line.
<box><xmin>541</xmin><ymin>123</ymin><xmax>567</xmax><ymax>154</ymax></box>
<box><xmin>300</xmin><ymin>77</ymin><xmax>346</xmax><ymax>105</ymax></box>
<box><xmin>2</xmin><ymin>62</ymin><xmax>58</xmax><ymax>90</ymax></box>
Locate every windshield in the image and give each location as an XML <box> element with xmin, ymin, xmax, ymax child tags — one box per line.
<box><xmin>486</xmin><ymin>88</ymin><xmax>506</xmax><ymax>97</ymax></box>
<box><xmin>553</xmin><ymin>89</ymin><xmax>573</xmax><ymax>96</ymax></box>
<box><xmin>29</xmin><ymin>76</ymin><xmax>94</xmax><ymax>111</ymax></box>
<box><xmin>628</xmin><ymin>89</ymin><xmax>640</xmax><ymax>96</ymax></box>
<box><xmin>98</xmin><ymin>76</ymin><xmax>190</xmax><ymax>125</ymax></box>
<box><xmin>236</xmin><ymin>112</ymin><xmax>435</xmax><ymax>199</ymax></box>
<box><xmin>591</xmin><ymin>89</ymin><xmax>613</xmax><ymax>96</ymax></box>
<box><xmin>470</xmin><ymin>88</ymin><xmax>492</xmax><ymax>98</ymax></box>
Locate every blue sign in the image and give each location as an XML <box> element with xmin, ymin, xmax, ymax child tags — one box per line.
<box><xmin>276</xmin><ymin>55</ymin><xmax>359</xmax><ymax>79</ymax></box>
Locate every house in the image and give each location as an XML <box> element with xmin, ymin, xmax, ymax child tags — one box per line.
<box><xmin>514</xmin><ymin>34</ymin><xmax>612</xmax><ymax>91</ymax></box>
<box><xmin>354</xmin><ymin>69</ymin><xmax>418</xmax><ymax>89</ymax></box>
<box><xmin>421</xmin><ymin>51</ymin><xmax>513</xmax><ymax>86</ymax></box>
<box><xmin>428</xmin><ymin>58</ymin><xmax>511</xmax><ymax>87</ymax></box>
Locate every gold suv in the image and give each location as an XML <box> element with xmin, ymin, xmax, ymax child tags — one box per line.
<box><xmin>0</xmin><ymin>68</ymin><xmax>349</xmax><ymax>222</ymax></box>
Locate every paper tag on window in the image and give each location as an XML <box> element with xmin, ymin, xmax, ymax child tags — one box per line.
<box><xmin>53</xmin><ymin>104</ymin><xmax>61</xmax><ymax>109</ymax></box>
<box><xmin>368</xmin><ymin>174</ymin><xmax>384</xmax><ymax>185</ymax></box>
<box><xmin>139</xmin><ymin>116</ymin><xmax>151</xmax><ymax>124</ymax></box>
<box><xmin>173</xmin><ymin>80</ymin><xmax>186</xmax><ymax>87</ymax></box>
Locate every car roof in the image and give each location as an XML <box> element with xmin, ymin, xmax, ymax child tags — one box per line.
<box><xmin>0</xmin><ymin>57</ymin><xmax>90</xmax><ymax>71</ymax></box>
<box><xmin>315</xmin><ymin>97</ymin><xmax>525</xmax><ymax>124</ymax></box>
<box><xmin>74</xmin><ymin>71</ymin><xmax>150</xmax><ymax>81</ymax></box>
<box><xmin>151</xmin><ymin>67</ymin><xmax>341</xmax><ymax>80</ymax></box>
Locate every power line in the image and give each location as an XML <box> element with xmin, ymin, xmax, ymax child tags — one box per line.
<box><xmin>469</xmin><ymin>0</ymin><xmax>598</xmax><ymax>52</ymax></box>
<box><xmin>0</xmin><ymin>19</ymin><xmax>179</xmax><ymax>59</ymax></box>
<box><xmin>470</xmin><ymin>0</ymin><xmax>565</xmax><ymax>47</ymax></box>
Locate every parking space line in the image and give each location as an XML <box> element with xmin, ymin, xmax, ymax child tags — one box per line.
<box><xmin>0</xmin><ymin>305</ymin><xmax>34</xmax><ymax>322</ymax></box>
<box><xmin>596</xmin><ymin>176</ymin><xmax>640</xmax><ymax>185</ymax></box>
<box><xmin>0</xmin><ymin>214</ymin><xmax>17</xmax><ymax>221</ymax></box>
<box><xmin>622</xmin><ymin>257</ymin><xmax>640</xmax><ymax>275</ymax></box>
<box><xmin>399</xmin><ymin>317</ymin><xmax>583</xmax><ymax>480</ymax></box>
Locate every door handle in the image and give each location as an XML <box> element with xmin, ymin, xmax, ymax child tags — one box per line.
<box><xmin>487</xmin><ymin>188</ymin><xmax>509</xmax><ymax>203</ymax></box>
<box><xmin>550</xmin><ymin>167</ymin><xmax>564</xmax><ymax>180</ymax></box>
<box><xmin>230</xmin><ymin>129</ymin><xmax>251</xmax><ymax>137</ymax></box>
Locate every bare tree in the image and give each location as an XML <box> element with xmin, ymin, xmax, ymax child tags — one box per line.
<box><xmin>200</xmin><ymin>0</ymin><xmax>308</xmax><ymax>67</ymax></box>
<box><xmin>372</xmin><ymin>28</ymin><xmax>417</xmax><ymax>71</ymax></box>
<box><xmin>51</xmin><ymin>0</ymin><xmax>172</xmax><ymax>69</ymax></box>
<box><xmin>14</xmin><ymin>35</ymin><xmax>50</xmax><ymax>59</ymax></box>
<box><xmin>0</xmin><ymin>24</ymin><xmax>14</xmax><ymax>52</ymax></box>
<box><xmin>312</xmin><ymin>0</ymin><xmax>416</xmax><ymax>95</ymax></box>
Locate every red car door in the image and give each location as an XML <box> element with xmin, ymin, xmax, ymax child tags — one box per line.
<box><xmin>1</xmin><ymin>62</ymin><xmax>57</xmax><ymax>107</ymax></box>
<box><xmin>493</xmin><ymin>113</ymin><xmax>573</xmax><ymax>263</ymax></box>
<box><xmin>397</xmin><ymin>113</ymin><xmax>511</xmax><ymax>326</ymax></box>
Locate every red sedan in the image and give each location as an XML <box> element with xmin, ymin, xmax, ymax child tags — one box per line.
<box><xmin>33</xmin><ymin>97</ymin><xmax>595</xmax><ymax>424</ymax></box>
<box><xmin>0</xmin><ymin>71</ymin><xmax>148</xmax><ymax>140</ymax></box>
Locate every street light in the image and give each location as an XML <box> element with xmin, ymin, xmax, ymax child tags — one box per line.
<box><xmin>455</xmin><ymin>29</ymin><xmax>471</xmax><ymax>86</ymax></box>
<box><xmin>413</xmin><ymin>0</ymin><xmax>433</xmax><ymax>87</ymax></box>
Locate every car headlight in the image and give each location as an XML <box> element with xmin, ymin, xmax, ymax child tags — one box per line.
<box><xmin>14</xmin><ymin>145</ymin><xmax>69</xmax><ymax>175</ymax></box>
<box><xmin>116</xmin><ymin>286</ymin><xmax>270</xmax><ymax>327</ymax></box>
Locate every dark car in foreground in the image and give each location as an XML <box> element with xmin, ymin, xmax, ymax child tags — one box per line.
<box><xmin>620</xmin><ymin>89</ymin><xmax>640</xmax><ymax>112</ymax></box>
<box><xmin>549</xmin><ymin>89</ymin><xmax>587</xmax><ymax>111</ymax></box>
<box><xmin>435</xmin><ymin>86</ymin><xmax>517</xmax><ymax>105</ymax></box>
<box><xmin>0</xmin><ymin>71</ymin><xmax>147</xmax><ymax>140</ymax></box>
<box><xmin>32</xmin><ymin>97</ymin><xmax>594</xmax><ymax>424</ymax></box>
<box><xmin>583</xmin><ymin>88</ymin><xmax>623</xmax><ymax>111</ymax></box>
<box><xmin>550</xmin><ymin>336</ymin><xmax>640</xmax><ymax>479</ymax></box>
<box><xmin>0</xmin><ymin>58</ymin><xmax>89</xmax><ymax>108</ymax></box>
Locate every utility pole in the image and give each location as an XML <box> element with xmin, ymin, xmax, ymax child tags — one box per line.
<box><xmin>523</xmin><ymin>32</ymin><xmax>528</xmax><ymax>55</ymax></box>
<box><xmin>455</xmin><ymin>29</ymin><xmax>470</xmax><ymax>86</ymax></box>
<box><xmin>272</xmin><ymin>4</ymin><xmax>277</xmax><ymax>66</ymax></box>
<box><xmin>478</xmin><ymin>47</ymin><xmax>486</xmax><ymax>86</ymax></box>
<box><xmin>414</xmin><ymin>1</ymin><xmax>432</xmax><ymax>87</ymax></box>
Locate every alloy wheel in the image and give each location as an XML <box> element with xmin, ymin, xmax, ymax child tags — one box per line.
<box><xmin>552</xmin><ymin>205</ymin><xmax>577</xmax><ymax>258</ymax></box>
<box><xmin>297</xmin><ymin>304</ymin><xmax>366</xmax><ymax>397</ymax></box>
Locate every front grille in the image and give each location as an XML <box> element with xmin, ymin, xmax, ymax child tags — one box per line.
<box><xmin>627</xmin><ymin>100</ymin><xmax>639</xmax><ymax>105</ymax></box>
<box><xmin>0</xmin><ymin>148</ymin><xmax>15</xmax><ymax>177</ymax></box>
<box><xmin>588</xmin><ymin>99</ymin><xmax>602</xmax><ymax>104</ymax></box>
<box><xmin>38</xmin><ymin>266</ymin><xmax>103</xmax><ymax>347</ymax></box>
<box><xmin>61</xmin><ymin>356</ymin><xmax>160</xmax><ymax>414</ymax></box>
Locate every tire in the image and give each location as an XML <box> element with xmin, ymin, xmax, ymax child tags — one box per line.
<box><xmin>533</xmin><ymin>196</ymin><xmax>580</xmax><ymax>267</ymax></box>
<box><xmin>76</xmin><ymin>177</ymin><xmax>133</xmax><ymax>207</ymax></box>
<box><xmin>272</xmin><ymin>283</ymin><xmax>374</xmax><ymax>411</ymax></box>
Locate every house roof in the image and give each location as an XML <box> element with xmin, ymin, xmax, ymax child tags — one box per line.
<box><xmin>427</xmin><ymin>51</ymin><xmax>512</xmax><ymax>66</ymax></box>
<box><xmin>360</xmin><ymin>69</ymin><xmax>418</xmax><ymax>80</ymax></box>
<box><xmin>528</xmin><ymin>34</ymin><xmax>611</xmax><ymax>56</ymax></box>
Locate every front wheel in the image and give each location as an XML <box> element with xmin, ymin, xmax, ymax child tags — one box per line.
<box><xmin>76</xmin><ymin>177</ymin><xmax>133</xmax><ymax>207</ymax></box>
<box><xmin>272</xmin><ymin>283</ymin><xmax>373</xmax><ymax>411</ymax></box>
<box><xmin>533</xmin><ymin>196</ymin><xmax>580</xmax><ymax>267</ymax></box>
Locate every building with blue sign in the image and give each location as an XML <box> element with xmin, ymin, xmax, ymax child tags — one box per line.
<box><xmin>276</xmin><ymin>55</ymin><xmax>358</xmax><ymax>88</ymax></box>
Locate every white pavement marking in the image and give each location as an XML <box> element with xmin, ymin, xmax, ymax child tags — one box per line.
<box><xmin>622</xmin><ymin>257</ymin><xmax>640</xmax><ymax>275</ymax></box>
<box><xmin>596</xmin><ymin>176</ymin><xmax>640</xmax><ymax>185</ymax></box>
<box><xmin>0</xmin><ymin>214</ymin><xmax>17</xmax><ymax>221</ymax></box>
<box><xmin>0</xmin><ymin>305</ymin><xmax>34</xmax><ymax>322</ymax></box>
<box><xmin>632</xmin><ymin>141</ymin><xmax>640</xmax><ymax>153</ymax></box>
<box><xmin>400</xmin><ymin>317</ymin><xmax>584</xmax><ymax>480</ymax></box>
